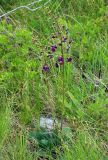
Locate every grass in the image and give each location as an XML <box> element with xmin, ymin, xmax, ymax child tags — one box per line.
<box><xmin>0</xmin><ymin>0</ymin><xmax>108</xmax><ymax>159</ymax></box>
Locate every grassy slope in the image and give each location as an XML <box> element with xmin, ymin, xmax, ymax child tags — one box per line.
<box><xmin>0</xmin><ymin>0</ymin><xmax>108</xmax><ymax>159</ymax></box>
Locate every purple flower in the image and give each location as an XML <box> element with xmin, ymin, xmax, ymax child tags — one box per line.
<box><xmin>58</xmin><ymin>56</ymin><xmax>64</xmax><ymax>65</ymax></box>
<box><xmin>43</xmin><ymin>65</ymin><xmax>49</xmax><ymax>72</ymax></box>
<box><xmin>51</xmin><ymin>46</ymin><xmax>56</xmax><ymax>52</ymax></box>
<box><xmin>67</xmin><ymin>57</ymin><xmax>72</xmax><ymax>62</ymax></box>
<box><xmin>51</xmin><ymin>45</ymin><xmax>57</xmax><ymax>52</ymax></box>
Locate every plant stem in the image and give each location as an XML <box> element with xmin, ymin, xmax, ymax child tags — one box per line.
<box><xmin>60</xmin><ymin>41</ymin><xmax>65</xmax><ymax>130</ymax></box>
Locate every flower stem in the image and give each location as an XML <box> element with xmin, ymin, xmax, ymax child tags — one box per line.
<box><xmin>60</xmin><ymin>42</ymin><xmax>65</xmax><ymax>130</ymax></box>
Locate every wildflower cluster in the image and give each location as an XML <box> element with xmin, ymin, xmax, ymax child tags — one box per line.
<box><xmin>42</xmin><ymin>25</ymin><xmax>73</xmax><ymax>73</ymax></box>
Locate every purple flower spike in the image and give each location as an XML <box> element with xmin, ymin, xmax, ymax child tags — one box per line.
<box><xmin>43</xmin><ymin>65</ymin><xmax>49</xmax><ymax>72</ymax></box>
<box><xmin>67</xmin><ymin>57</ymin><xmax>72</xmax><ymax>62</ymax></box>
<box><xmin>58</xmin><ymin>56</ymin><xmax>64</xmax><ymax>65</ymax></box>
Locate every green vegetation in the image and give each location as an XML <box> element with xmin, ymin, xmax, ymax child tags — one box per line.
<box><xmin>0</xmin><ymin>0</ymin><xmax>108</xmax><ymax>159</ymax></box>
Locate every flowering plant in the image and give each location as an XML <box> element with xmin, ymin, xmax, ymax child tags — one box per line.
<box><xmin>41</xmin><ymin>24</ymin><xmax>73</xmax><ymax>130</ymax></box>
